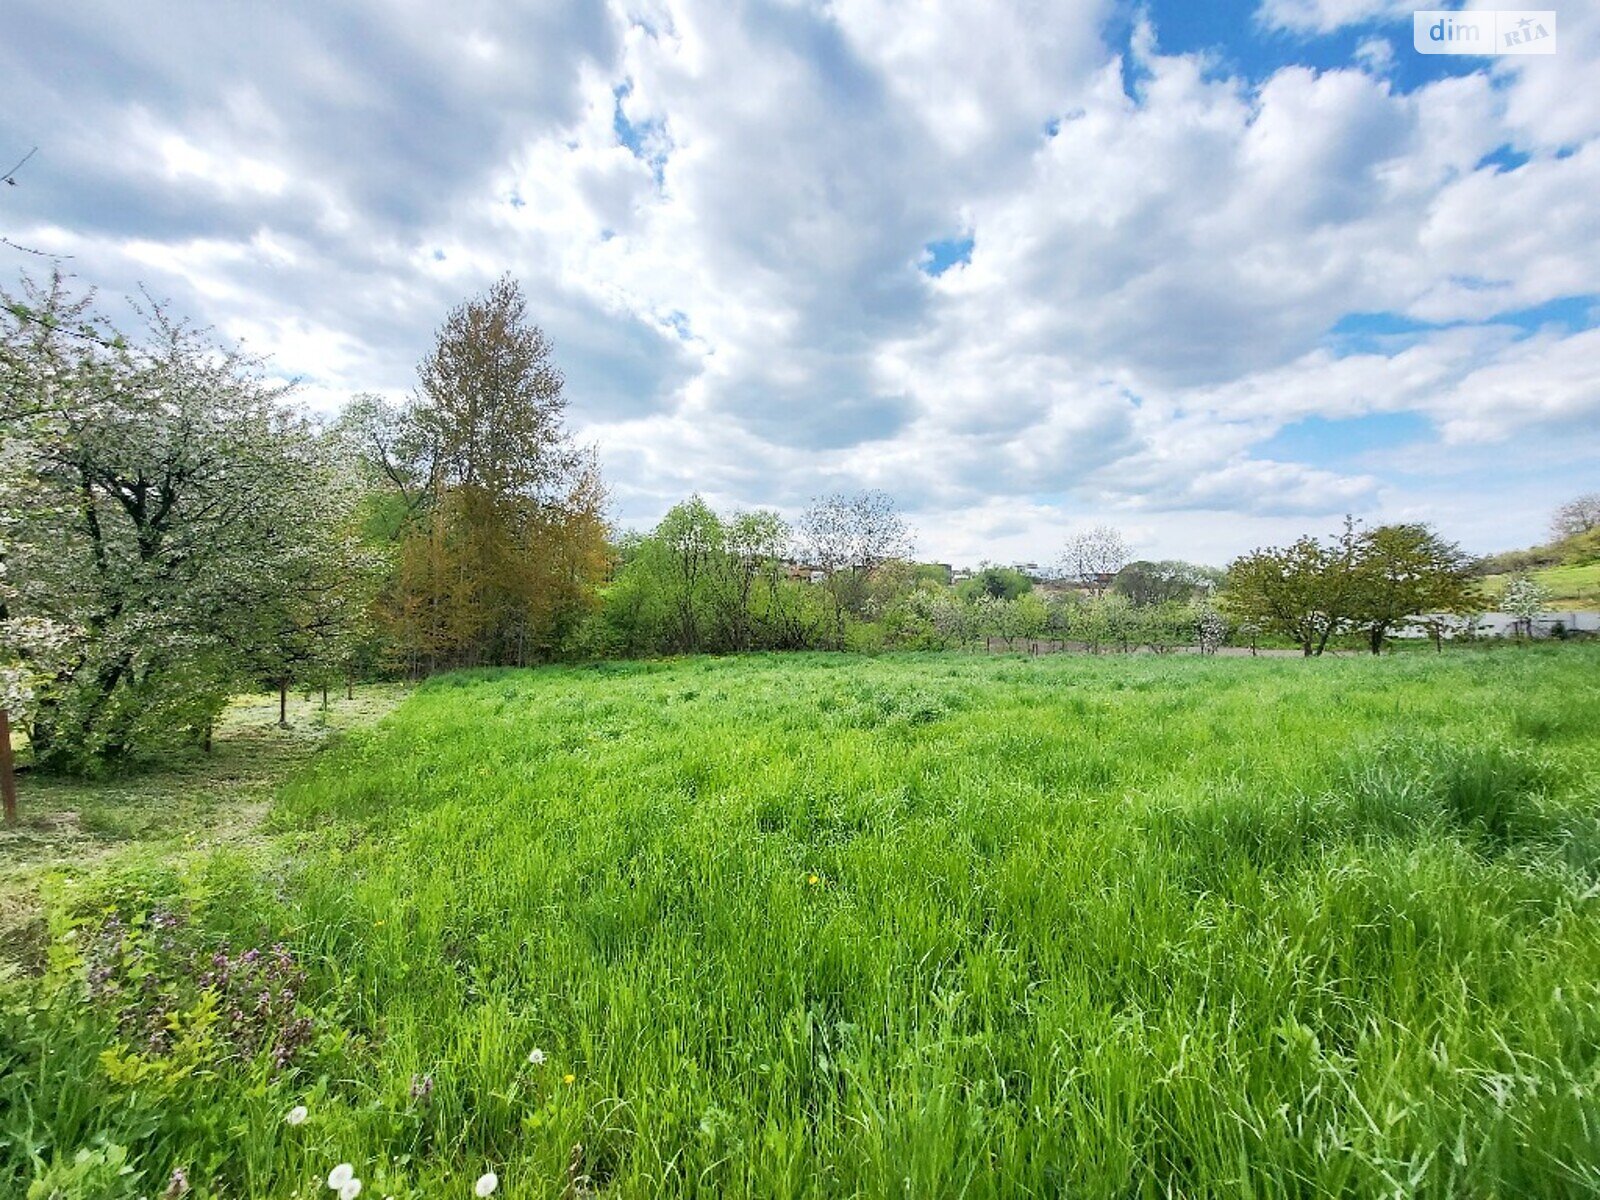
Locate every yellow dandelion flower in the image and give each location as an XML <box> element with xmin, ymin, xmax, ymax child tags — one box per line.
<box><xmin>563</xmin><ymin>1073</ymin><xmax>576</xmax><ymax>1085</ymax></box>
<box><xmin>808</xmin><ymin>874</ymin><xmax>820</xmax><ymax>885</ymax></box>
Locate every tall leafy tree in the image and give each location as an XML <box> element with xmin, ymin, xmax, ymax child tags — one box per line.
<box><xmin>957</xmin><ymin>565</ymin><xmax>1033</xmax><ymax>602</ymax></box>
<box><xmin>655</xmin><ymin>496</ymin><xmax>724</xmax><ymax>653</ymax></box>
<box><xmin>1350</xmin><ymin>523</ymin><xmax>1477</xmax><ymax>654</ymax></box>
<box><xmin>712</xmin><ymin>509</ymin><xmax>791</xmax><ymax>651</ymax></box>
<box><xmin>1223</xmin><ymin>520</ymin><xmax>1363</xmax><ymax>656</ymax></box>
<box><xmin>350</xmin><ymin>277</ymin><xmax>608</xmax><ymax>669</ymax></box>
<box><xmin>1112</xmin><ymin>560</ymin><xmax>1222</xmax><ymax>606</ymax></box>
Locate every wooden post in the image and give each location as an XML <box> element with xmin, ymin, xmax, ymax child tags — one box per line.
<box><xmin>1</xmin><ymin>707</ymin><xmax>18</xmax><ymax>828</ymax></box>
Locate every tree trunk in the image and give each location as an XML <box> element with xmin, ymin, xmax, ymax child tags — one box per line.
<box><xmin>278</xmin><ymin>680</ymin><xmax>289</xmax><ymax>728</ymax></box>
<box><xmin>1369</xmin><ymin>626</ymin><xmax>1385</xmax><ymax>655</ymax></box>
<box><xmin>346</xmin><ymin>672</ymin><xmax>354</xmax><ymax>701</ymax></box>
<box><xmin>201</xmin><ymin>720</ymin><xmax>213</xmax><ymax>754</ymax></box>
<box><xmin>1</xmin><ymin>707</ymin><xmax>17</xmax><ymax>827</ymax></box>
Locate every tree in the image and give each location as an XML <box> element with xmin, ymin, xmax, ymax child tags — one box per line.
<box><xmin>957</xmin><ymin>565</ymin><xmax>1033</xmax><ymax>602</ymax></box>
<box><xmin>231</xmin><ymin>436</ymin><xmax>380</xmax><ymax>724</ymax></box>
<box><xmin>2</xmin><ymin>273</ymin><xmax>361</xmax><ymax>768</ymax></box>
<box><xmin>1100</xmin><ymin>592</ymin><xmax>1138</xmax><ymax>653</ymax></box>
<box><xmin>976</xmin><ymin>593</ymin><xmax>1047</xmax><ymax>651</ymax></box>
<box><xmin>0</xmin><ymin>617</ymin><xmax>72</xmax><ymax>824</ymax></box>
<box><xmin>1222</xmin><ymin>521</ymin><xmax>1363</xmax><ymax>656</ymax></box>
<box><xmin>1502</xmin><ymin>575</ymin><xmax>1550</xmax><ymax>639</ymax></box>
<box><xmin>415</xmin><ymin>276</ymin><xmax>575</xmax><ymax>498</ymax></box>
<box><xmin>1551</xmin><ymin>493</ymin><xmax>1600</xmax><ymax>540</ymax></box>
<box><xmin>1349</xmin><ymin>524</ymin><xmax>1478</xmax><ymax>655</ymax></box>
<box><xmin>713</xmin><ymin>509</ymin><xmax>791</xmax><ymax>651</ymax></box>
<box><xmin>1112</xmin><ymin>560</ymin><xmax>1222</xmax><ymax>606</ymax></box>
<box><xmin>350</xmin><ymin>278</ymin><xmax>608</xmax><ymax>670</ymax></box>
<box><xmin>596</xmin><ymin>499</ymin><xmax>823</xmax><ymax>657</ymax></box>
<box><xmin>1194</xmin><ymin>605</ymin><xmax>1228</xmax><ymax>655</ymax></box>
<box><xmin>655</xmin><ymin>496</ymin><xmax>723</xmax><ymax>653</ymax></box>
<box><xmin>800</xmin><ymin>491</ymin><xmax>913</xmax><ymax>646</ymax></box>
<box><xmin>886</xmin><ymin>585</ymin><xmax>975</xmax><ymax>650</ymax></box>
<box><xmin>1136</xmin><ymin>600</ymin><xmax>1192</xmax><ymax>653</ymax></box>
<box><xmin>1059</xmin><ymin>526</ymin><xmax>1128</xmax><ymax>597</ymax></box>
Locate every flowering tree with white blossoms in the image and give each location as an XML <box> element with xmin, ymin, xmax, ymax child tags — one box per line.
<box><xmin>0</xmin><ymin>612</ymin><xmax>73</xmax><ymax>824</ymax></box>
<box><xmin>1</xmin><ymin>273</ymin><xmax>373</xmax><ymax>770</ymax></box>
<box><xmin>1502</xmin><ymin>574</ymin><xmax>1551</xmax><ymax>640</ymax></box>
<box><xmin>1195</xmin><ymin>605</ymin><xmax>1228</xmax><ymax>655</ymax></box>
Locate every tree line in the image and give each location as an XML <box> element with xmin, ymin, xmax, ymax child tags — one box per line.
<box><xmin>1</xmin><ymin>270</ymin><xmax>1584</xmax><ymax>784</ymax></box>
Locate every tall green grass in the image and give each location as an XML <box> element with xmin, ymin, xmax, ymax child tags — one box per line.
<box><xmin>5</xmin><ymin>648</ymin><xmax>1600</xmax><ymax>1197</ymax></box>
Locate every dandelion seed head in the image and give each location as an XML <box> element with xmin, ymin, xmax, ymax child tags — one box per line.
<box><xmin>286</xmin><ymin>1104</ymin><xmax>309</xmax><ymax>1126</ymax></box>
<box><xmin>339</xmin><ymin>1180</ymin><xmax>362</xmax><ymax>1200</ymax></box>
<box><xmin>475</xmin><ymin>1171</ymin><xmax>499</xmax><ymax>1196</ymax></box>
<box><xmin>327</xmin><ymin>1163</ymin><xmax>354</xmax><ymax>1190</ymax></box>
<box><xmin>527</xmin><ymin>1047</ymin><xmax>546</xmax><ymax>1065</ymax></box>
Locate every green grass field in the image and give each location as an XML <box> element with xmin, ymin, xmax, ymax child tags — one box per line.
<box><xmin>4</xmin><ymin>649</ymin><xmax>1600</xmax><ymax>1198</ymax></box>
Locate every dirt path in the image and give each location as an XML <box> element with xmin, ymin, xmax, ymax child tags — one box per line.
<box><xmin>0</xmin><ymin>685</ymin><xmax>406</xmax><ymax>977</ymax></box>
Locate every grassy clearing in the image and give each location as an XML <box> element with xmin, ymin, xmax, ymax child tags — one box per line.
<box><xmin>0</xmin><ymin>687</ymin><xmax>404</xmax><ymax>979</ymax></box>
<box><xmin>4</xmin><ymin>650</ymin><xmax>1600</xmax><ymax>1198</ymax></box>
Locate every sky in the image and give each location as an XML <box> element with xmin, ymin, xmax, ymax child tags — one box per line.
<box><xmin>2</xmin><ymin>0</ymin><xmax>1596</xmax><ymax>568</ymax></box>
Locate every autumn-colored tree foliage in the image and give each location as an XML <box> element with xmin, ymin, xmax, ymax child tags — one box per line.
<box><xmin>353</xmin><ymin>277</ymin><xmax>608</xmax><ymax>671</ymax></box>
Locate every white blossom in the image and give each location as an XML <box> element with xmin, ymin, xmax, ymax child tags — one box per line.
<box><xmin>475</xmin><ymin>1171</ymin><xmax>499</xmax><ymax>1197</ymax></box>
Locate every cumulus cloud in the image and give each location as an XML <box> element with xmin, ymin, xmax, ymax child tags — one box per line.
<box><xmin>2</xmin><ymin>0</ymin><xmax>1596</xmax><ymax>564</ymax></box>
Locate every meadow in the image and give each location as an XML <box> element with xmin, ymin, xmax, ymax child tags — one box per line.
<box><xmin>4</xmin><ymin>648</ymin><xmax>1600</xmax><ymax>1198</ymax></box>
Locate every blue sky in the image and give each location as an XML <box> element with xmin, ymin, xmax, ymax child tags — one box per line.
<box><xmin>1</xmin><ymin>0</ymin><xmax>1596</xmax><ymax>566</ymax></box>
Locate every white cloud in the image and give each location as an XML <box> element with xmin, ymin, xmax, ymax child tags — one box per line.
<box><xmin>2</xmin><ymin>0</ymin><xmax>1597</xmax><ymax>564</ymax></box>
<box><xmin>1257</xmin><ymin>0</ymin><xmax>1415</xmax><ymax>35</ymax></box>
<box><xmin>1354</xmin><ymin>36</ymin><xmax>1395</xmax><ymax>73</ymax></box>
